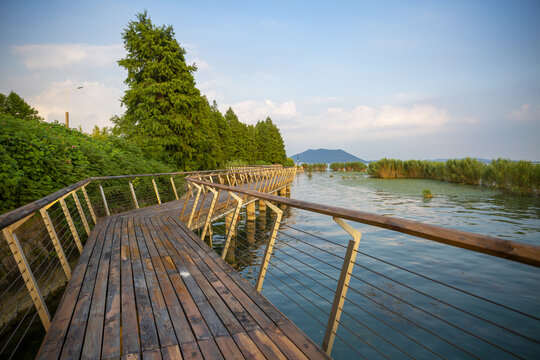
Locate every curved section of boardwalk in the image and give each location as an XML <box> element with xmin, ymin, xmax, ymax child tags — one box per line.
<box><xmin>37</xmin><ymin>212</ymin><xmax>329</xmax><ymax>359</ymax></box>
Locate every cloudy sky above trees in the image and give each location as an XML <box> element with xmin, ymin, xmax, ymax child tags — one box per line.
<box><xmin>1</xmin><ymin>0</ymin><xmax>539</xmax><ymax>160</ymax></box>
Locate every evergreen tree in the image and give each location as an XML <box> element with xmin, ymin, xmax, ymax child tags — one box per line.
<box><xmin>113</xmin><ymin>11</ymin><xmax>206</xmax><ymax>170</ymax></box>
<box><xmin>0</xmin><ymin>91</ymin><xmax>43</xmax><ymax>121</ymax></box>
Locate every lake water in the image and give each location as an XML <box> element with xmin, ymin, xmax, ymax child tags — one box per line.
<box><xmin>211</xmin><ymin>172</ymin><xmax>540</xmax><ymax>359</ymax></box>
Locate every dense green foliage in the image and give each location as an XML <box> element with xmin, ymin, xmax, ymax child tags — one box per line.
<box><xmin>329</xmin><ymin>161</ymin><xmax>367</xmax><ymax>172</ymax></box>
<box><xmin>0</xmin><ymin>114</ymin><xmax>172</xmax><ymax>213</ymax></box>
<box><xmin>112</xmin><ymin>12</ymin><xmax>287</xmax><ymax>170</ymax></box>
<box><xmin>368</xmin><ymin>158</ymin><xmax>540</xmax><ymax>194</ymax></box>
<box><xmin>0</xmin><ymin>91</ymin><xmax>43</xmax><ymax>121</ymax></box>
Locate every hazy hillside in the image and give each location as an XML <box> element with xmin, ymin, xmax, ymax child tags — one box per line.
<box><xmin>289</xmin><ymin>149</ymin><xmax>366</xmax><ymax>164</ymax></box>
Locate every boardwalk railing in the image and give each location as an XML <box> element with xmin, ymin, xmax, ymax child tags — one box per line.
<box><xmin>187</xmin><ymin>178</ymin><xmax>540</xmax><ymax>359</ymax></box>
<box><xmin>0</xmin><ymin>166</ymin><xmax>292</xmax><ymax>359</ymax></box>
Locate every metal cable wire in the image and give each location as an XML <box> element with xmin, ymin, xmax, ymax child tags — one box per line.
<box><xmin>354</xmin><ymin>249</ymin><xmax>540</xmax><ymax>322</ymax></box>
<box><xmin>0</xmin><ymin>295</ymin><xmax>37</xmax><ymax>356</ymax></box>
<box><xmin>275</xmin><ymin>229</ymin><xmax>346</xmax><ymax>260</ymax></box>
<box><xmin>265</xmin><ymin>267</ymin><xmax>330</xmax><ymax>317</ymax></box>
<box><xmin>346</xmin><ymin>285</ymin><xmax>480</xmax><ymax>359</ymax></box>
<box><xmin>8</xmin><ymin>310</ymin><xmax>40</xmax><ymax>360</ymax></box>
<box><xmin>346</xmin><ymin>274</ymin><xmax>525</xmax><ymax>358</ymax></box>
<box><xmin>331</xmin><ymin>330</ymin><xmax>370</xmax><ymax>360</ymax></box>
<box><xmin>280</xmin><ymin>223</ymin><xmax>348</xmax><ymax>249</ymax></box>
<box><xmin>351</xmin><ymin>257</ymin><xmax>540</xmax><ymax>344</ymax></box>
<box><xmin>263</xmin><ymin>276</ymin><xmax>327</xmax><ymax>328</ymax></box>
<box><xmin>270</xmin><ymin>253</ymin><xmax>336</xmax><ymax>295</ymax></box>
<box><xmin>342</xmin><ymin>296</ymin><xmax>446</xmax><ymax>359</ymax></box>
<box><xmin>276</xmin><ymin>238</ymin><xmax>343</xmax><ymax>272</ymax></box>
<box><xmin>275</xmin><ymin>247</ymin><xmax>340</xmax><ymax>283</ymax></box>
<box><xmin>332</xmin><ymin>315</ymin><xmax>392</xmax><ymax>360</ymax></box>
<box><xmin>338</xmin><ymin>307</ymin><xmax>416</xmax><ymax>359</ymax></box>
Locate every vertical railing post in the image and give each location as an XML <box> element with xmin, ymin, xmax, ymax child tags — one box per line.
<box><xmin>221</xmin><ymin>192</ymin><xmax>243</xmax><ymax>260</ymax></box>
<box><xmin>99</xmin><ymin>184</ymin><xmax>110</xmax><ymax>216</ymax></box>
<box><xmin>59</xmin><ymin>196</ymin><xmax>83</xmax><ymax>254</ymax></box>
<box><xmin>180</xmin><ymin>182</ymin><xmax>193</xmax><ymax>219</ymax></box>
<box><xmin>255</xmin><ymin>200</ymin><xmax>283</xmax><ymax>292</ymax></box>
<box><xmin>81</xmin><ymin>185</ymin><xmax>97</xmax><ymax>224</ymax></box>
<box><xmin>2</xmin><ymin>223</ymin><xmax>51</xmax><ymax>331</ymax></box>
<box><xmin>321</xmin><ymin>217</ymin><xmax>361</xmax><ymax>355</ymax></box>
<box><xmin>187</xmin><ymin>183</ymin><xmax>202</xmax><ymax>229</ymax></box>
<box><xmin>201</xmin><ymin>187</ymin><xmax>218</xmax><ymax>240</ymax></box>
<box><xmin>171</xmin><ymin>176</ymin><xmax>179</xmax><ymax>200</ymax></box>
<box><xmin>129</xmin><ymin>181</ymin><xmax>139</xmax><ymax>209</ymax></box>
<box><xmin>40</xmin><ymin>207</ymin><xmax>72</xmax><ymax>279</ymax></box>
<box><xmin>72</xmin><ymin>191</ymin><xmax>90</xmax><ymax>236</ymax></box>
<box><xmin>152</xmin><ymin>178</ymin><xmax>161</xmax><ymax>204</ymax></box>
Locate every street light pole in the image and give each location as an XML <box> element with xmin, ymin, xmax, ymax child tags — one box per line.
<box><xmin>64</xmin><ymin>86</ymin><xmax>83</xmax><ymax>128</ymax></box>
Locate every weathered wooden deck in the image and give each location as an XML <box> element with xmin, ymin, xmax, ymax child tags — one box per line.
<box><xmin>36</xmin><ymin>209</ymin><xmax>329</xmax><ymax>359</ymax></box>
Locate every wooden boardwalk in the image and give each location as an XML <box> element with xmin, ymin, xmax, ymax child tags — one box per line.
<box><xmin>36</xmin><ymin>210</ymin><xmax>329</xmax><ymax>359</ymax></box>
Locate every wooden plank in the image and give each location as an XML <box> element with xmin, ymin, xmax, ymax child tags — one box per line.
<box><xmin>36</xmin><ymin>218</ymin><xmax>108</xmax><ymax>359</ymax></box>
<box><xmin>59</xmin><ymin>216</ymin><xmax>116</xmax><ymax>360</ymax></box>
<box><xmin>80</xmin><ymin>216</ymin><xmax>115</xmax><ymax>359</ymax></box>
<box><xmin>197</xmin><ymin>338</ymin><xmax>225</xmax><ymax>360</ymax></box>
<box><xmin>152</xmin><ymin>218</ymin><xmax>244</xmax><ymax>336</ymax></box>
<box><xmin>169</xmin><ymin>217</ymin><xmax>288</xmax><ymax>326</ymax></box>
<box><xmin>247</xmin><ymin>328</ymin><xmax>286</xmax><ymax>360</ymax></box>
<box><xmin>262</xmin><ymin>325</ymin><xmax>309</xmax><ymax>360</ymax></box>
<box><xmin>170</xmin><ymin>223</ymin><xmax>260</xmax><ymax>332</ymax></box>
<box><xmin>167</xmin><ymin>217</ymin><xmax>275</xmax><ymax>330</ymax></box>
<box><xmin>120</xmin><ymin>217</ymin><xmax>141</xmax><ymax>356</ymax></box>
<box><xmin>168</xmin><ymin>217</ymin><xmax>330</xmax><ymax>359</ymax></box>
<box><xmin>143</xmin><ymin>218</ymin><xmax>229</xmax><ymax>338</ymax></box>
<box><xmin>232</xmin><ymin>332</ymin><xmax>265</xmax><ymax>360</ymax></box>
<box><xmin>133</xmin><ymin>217</ymin><xmax>194</xmax><ymax>346</ymax></box>
<box><xmin>161</xmin><ymin>345</ymin><xmax>183</xmax><ymax>360</ymax></box>
<box><xmin>132</xmin><ymin>258</ymin><xmax>160</xmax><ymax>351</ymax></box>
<box><xmin>180</xmin><ymin>342</ymin><xmax>204</xmax><ymax>360</ymax></box>
<box><xmin>278</xmin><ymin>323</ymin><xmax>331</xmax><ymax>360</ymax></box>
<box><xmin>101</xmin><ymin>217</ymin><xmax>122</xmax><ymax>359</ymax></box>
<box><xmin>214</xmin><ymin>335</ymin><xmax>246</xmax><ymax>360</ymax></box>
<box><xmin>142</xmin><ymin>349</ymin><xmax>162</xmax><ymax>360</ymax></box>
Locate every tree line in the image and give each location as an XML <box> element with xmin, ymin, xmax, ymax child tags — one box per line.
<box><xmin>109</xmin><ymin>11</ymin><xmax>288</xmax><ymax>170</ymax></box>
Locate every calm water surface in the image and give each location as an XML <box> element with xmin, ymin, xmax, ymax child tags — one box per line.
<box><xmin>212</xmin><ymin>172</ymin><xmax>540</xmax><ymax>359</ymax></box>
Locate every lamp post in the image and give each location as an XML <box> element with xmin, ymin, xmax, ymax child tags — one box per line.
<box><xmin>64</xmin><ymin>86</ymin><xmax>83</xmax><ymax>128</ymax></box>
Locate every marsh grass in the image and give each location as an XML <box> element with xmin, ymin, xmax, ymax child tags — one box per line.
<box><xmin>368</xmin><ymin>158</ymin><xmax>539</xmax><ymax>195</ymax></box>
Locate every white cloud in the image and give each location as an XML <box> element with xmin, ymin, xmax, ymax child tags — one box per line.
<box><xmin>221</xmin><ymin>99</ymin><xmax>300</xmax><ymax>125</ymax></box>
<box><xmin>189</xmin><ymin>57</ymin><xmax>210</xmax><ymax>70</ymax></box>
<box><xmin>12</xmin><ymin>43</ymin><xmax>124</xmax><ymax>69</ymax></box>
<box><xmin>30</xmin><ymin>80</ymin><xmax>123</xmax><ymax>132</ymax></box>
<box><xmin>509</xmin><ymin>103</ymin><xmax>540</xmax><ymax>122</ymax></box>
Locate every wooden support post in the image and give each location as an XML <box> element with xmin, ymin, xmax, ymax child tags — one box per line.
<box><xmin>152</xmin><ymin>178</ymin><xmax>161</xmax><ymax>204</ymax></box>
<box><xmin>256</xmin><ymin>200</ymin><xmax>283</xmax><ymax>292</ymax></box>
<box><xmin>72</xmin><ymin>191</ymin><xmax>90</xmax><ymax>236</ymax></box>
<box><xmin>40</xmin><ymin>208</ymin><xmax>71</xmax><ymax>279</ymax></box>
<box><xmin>258</xmin><ymin>199</ymin><xmax>266</xmax><ymax>212</ymax></box>
<box><xmin>201</xmin><ymin>187</ymin><xmax>218</xmax><ymax>240</ymax></box>
<box><xmin>322</xmin><ymin>217</ymin><xmax>361</xmax><ymax>355</ymax></box>
<box><xmin>180</xmin><ymin>183</ymin><xmax>192</xmax><ymax>219</ymax></box>
<box><xmin>129</xmin><ymin>181</ymin><xmax>139</xmax><ymax>209</ymax></box>
<box><xmin>59</xmin><ymin>197</ymin><xmax>83</xmax><ymax>254</ymax></box>
<box><xmin>99</xmin><ymin>184</ymin><xmax>110</xmax><ymax>216</ymax></box>
<box><xmin>246</xmin><ymin>201</ymin><xmax>256</xmax><ymax>221</ymax></box>
<box><xmin>195</xmin><ymin>186</ymin><xmax>209</xmax><ymax>227</ymax></box>
<box><xmin>187</xmin><ymin>183</ymin><xmax>202</xmax><ymax>229</ymax></box>
<box><xmin>221</xmin><ymin>192</ymin><xmax>243</xmax><ymax>260</ymax></box>
<box><xmin>171</xmin><ymin>176</ymin><xmax>179</xmax><ymax>200</ymax></box>
<box><xmin>81</xmin><ymin>185</ymin><xmax>97</xmax><ymax>224</ymax></box>
<box><xmin>2</xmin><ymin>227</ymin><xmax>51</xmax><ymax>331</ymax></box>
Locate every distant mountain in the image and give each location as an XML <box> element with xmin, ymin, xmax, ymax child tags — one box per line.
<box><xmin>289</xmin><ymin>149</ymin><xmax>366</xmax><ymax>164</ymax></box>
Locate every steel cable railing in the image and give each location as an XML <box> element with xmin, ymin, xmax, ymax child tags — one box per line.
<box><xmin>188</xmin><ymin>178</ymin><xmax>539</xmax><ymax>360</ymax></box>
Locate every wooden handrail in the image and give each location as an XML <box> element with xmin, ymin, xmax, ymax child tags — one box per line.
<box><xmin>190</xmin><ymin>178</ymin><xmax>540</xmax><ymax>268</ymax></box>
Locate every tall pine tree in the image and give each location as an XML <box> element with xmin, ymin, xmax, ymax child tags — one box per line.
<box><xmin>113</xmin><ymin>11</ymin><xmax>206</xmax><ymax>170</ymax></box>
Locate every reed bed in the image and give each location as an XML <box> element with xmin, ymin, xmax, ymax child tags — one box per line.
<box><xmin>368</xmin><ymin>158</ymin><xmax>539</xmax><ymax>195</ymax></box>
<box><xmin>329</xmin><ymin>161</ymin><xmax>368</xmax><ymax>172</ymax></box>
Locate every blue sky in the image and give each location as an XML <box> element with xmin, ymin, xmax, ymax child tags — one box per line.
<box><xmin>1</xmin><ymin>0</ymin><xmax>539</xmax><ymax>160</ymax></box>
